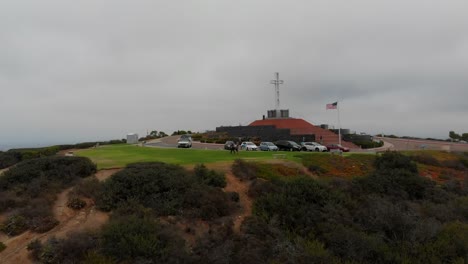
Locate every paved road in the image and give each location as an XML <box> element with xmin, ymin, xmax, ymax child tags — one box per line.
<box><xmin>145</xmin><ymin>136</ymin><xmax>225</xmax><ymax>150</ymax></box>
<box><xmin>377</xmin><ymin>137</ymin><xmax>468</xmax><ymax>152</ymax></box>
<box><xmin>145</xmin><ymin>136</ymin><xmax>468</xmax><ymax>153</ymax></box>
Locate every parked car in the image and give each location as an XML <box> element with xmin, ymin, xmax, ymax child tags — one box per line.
<box><xmin>224</xmin><ymin>141</ymin><xmax>235</xmax><ymax>150</ymax></box>
<box><xmin>240</xmin><ymin>142</ymin><xmax>258</xmax><ymax>151</ymax></box>
<box><xmin>274</xmin><ymin>140</ymin><xmax>301</xmax><ymax>151</ymax></box>
<box><xmin>177</xmin><ymin>135</ymin><xmax>192</xmax><ymax>148</ymax></box>
<box><xmin>259</xmin><ymin>142</ymin><xmax>279</xmax><ymax>151</ymax></box>
<box><xmin>300</xmin><ymin>142</ymin><xmax>328</xmax><ymax>152</ymax></box>
<box><xmin>326</xmin><ymin>144</ymin><xmax>350</xmax><ymax>152</ymax></box>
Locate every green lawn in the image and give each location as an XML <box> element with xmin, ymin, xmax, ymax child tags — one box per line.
<box><xmin>76</xmin><ymin>144</ymin><xmax>307</xmax><ymax>169</ymax></box>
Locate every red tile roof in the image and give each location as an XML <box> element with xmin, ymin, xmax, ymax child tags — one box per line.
<box><xmin>249</xmin><ymin>118</ymin><xmax>358</xmax><ymax>149</ymax></box>
<box><xmin>249</xmin><ymin>118</ymin><xmax>318</xmax><ymax>134</ymax></box>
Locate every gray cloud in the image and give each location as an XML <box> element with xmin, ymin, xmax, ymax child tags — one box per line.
<box><xmin>1</xmin><ymin>0</ymin><xmax>468</xmax><ymax>149</ymax></box>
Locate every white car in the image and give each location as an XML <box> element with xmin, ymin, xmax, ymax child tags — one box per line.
<box><xmin>300</xmin><ymin>142</ymin><xmax>328</xmax><ymax>152</ymax></box>
<box><xmin>177</xmin><ymin>135</ymin><xmax>192</xmax><ymax>148</ymax></box>
<box><xmin>240</xmin><ymin>142</ymin><xmax>258</xmax><ymax>151</ymax></box>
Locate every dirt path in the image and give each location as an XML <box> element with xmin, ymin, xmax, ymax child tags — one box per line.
<box><xmin>0</xmin><ymin>167</ymin><xmax>9</xmax><ymax>176</ymax></box>
<box><xmin>0</xmin><ymin>169</ymin><xmax>120</xmax><ymax>263</ymax></box>
<box><xmin>95</xmin><ymin>168</ymin><xmax>122</xmax><ymax>181</ymax></box>
<box><xmin>223</xmin><ymin>171</ymin><xmax>253</xmax><ymax>233</ymax></box>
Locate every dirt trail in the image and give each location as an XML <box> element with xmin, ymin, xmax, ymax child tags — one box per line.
<box><xmin>0</xmin><ymin>167</ymin><xmax>9</xmax><ymax>176</ymax></box>
<box><xmin>95</xmin><ymin>168</ymin><xmax>122</xmax><ymax>181</ymax></box>
<box><xmin>0</xmin><ymin>169</ymin><xmax>120</xmax><ymax>263</ymax></box>
<box><xmin>224</xmin><ymin>171</ymin><xmax>253</xmax><ymax>233</ymax></box>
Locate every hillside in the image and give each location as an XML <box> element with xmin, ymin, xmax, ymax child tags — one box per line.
<box><xmin>0</xmin><ymin>149</ymin><xmax>467</xmax><ymax>263</ymax></box>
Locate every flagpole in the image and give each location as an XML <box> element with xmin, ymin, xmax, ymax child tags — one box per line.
<box><xmin>337</xmin><ymin>101</ymin><xmax>341</xmax><ymax>145</ymax></box>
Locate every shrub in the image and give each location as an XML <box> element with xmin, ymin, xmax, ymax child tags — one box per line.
<box><xmin>353</xmin><ymin>140</ymin><xmax>384</xmax><ymax>149</ymax></box>
<box><xmin>67</xmin><ymin>197</ymin><xmax>87</xmax><ymax>210</ymax></box>
<box><xmin>441</xmin><ymin>159</ymin><xmax>466</xmax><ymax>170</ymax></box>
<box><xmin>183</xmin><ymin>185</ymin><xmax>232</xmax><ymax>220</ymax></box>
<box><xmin>232</xmin><ymin>159</ymin><xmax>258</xmax><ymax>181</ymax></box>
<box><xmin>308</xmin><ymin>164</ymin><xmax>327</xmax><ymax>175</ymax></box>
<box><xmin>0</xmin><ymin>156</ymin><xmax>96</xmax><ymax>191</ymax></box>
<box><xmin>0</xmin><ymin>156</ymin><xmax>95</xmax><ymax>235</ymax></box>
<box><xmin>0</xmin><ymin>151</ymin><xmax>21</xmax><ymax>169</ymax></box>
<box><xmin>28</xmin><ymin>216</ymin><xmax>59</xmax><ymax>233</ymax></box>
<box><xmin>70</xmin><ymin>176</ymin><xmax>102</xmax><ymax>200</ymax></box>
<box><xmin>83</xmin><ymin>251</ymin><xmax>116</xmax><ymax>264</ymax></box>
<box><xmin>101</xmin><ymin>216</ymin><xmax>189</xmax><ymax>263</ymax></box>
<box><xmin>253</xmin><ymin>177</ymin><xmax>332</xmax><ymax>234</ymax></box>
<box><xmin>248</xmin><ymin>178</ymin><xmax>278</xmax><ymax>198</ymax></box>
<box><xmin>28</xmin><ymin>232</ymin><xmax>100</xmax><ymax>263</ymax></box>
<box><xmin>1</xmin><ymin>215</ymin><xmax>28</xmax><ymax>236</ymax></box>
<box><xmin>27</xmin><ymin>239</ymin><xmax>43</xmax><ymax>260</ymax></box>
<box><xmin>412</xmin><ymin>153</ymin><xmax>440</xmax><ymax>166</ymax></box>
<box><xmin>194</xmin><ymin>164</ymin><xmax>226</xmax><ymax>188</ymax></box>
<box><xmin>97</xmin><ymin>162</ymin><xmax>233</xmax><ymax>220</ymax></box>
<box><xmin>227</xmin><ymin>191</ymin><xmax>240</xmax><ymax>202</ymax></box>
<box><xmin>374</xmin><ymin>151</ymin><xmax>418</xmax><ymax>174</ymax></box>
<box><xmin>0</xmin><ymin>241</ymin><xmax>6</xmax><ymax>252</ymax></box>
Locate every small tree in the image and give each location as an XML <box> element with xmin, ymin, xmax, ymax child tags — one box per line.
<box><xmin>449</xmin><ymin>131</ymin><xmax>461</xmax><ymax>140</ymax></box>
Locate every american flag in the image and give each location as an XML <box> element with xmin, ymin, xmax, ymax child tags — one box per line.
<box><xmin>326</xmin><ymin>102</ymin><xmax>338</xmax><ymax>110</ymax></box>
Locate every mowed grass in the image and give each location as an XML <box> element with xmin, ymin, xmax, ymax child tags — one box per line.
<box><xmin>76</xmin><ymin>144</ymin><xmax>305</xmax><ymax>169</ymax></box>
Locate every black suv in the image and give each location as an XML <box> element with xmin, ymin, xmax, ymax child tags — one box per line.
<box><xmin>274</xmin><ymin>140</ymin><xmax>301</xmax><ymax>151</ymax></box>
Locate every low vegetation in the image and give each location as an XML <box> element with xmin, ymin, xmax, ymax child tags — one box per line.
<box><xmin>97</xmin><ymin>162</ymin><xmax>232</xmax><ymax>220</ymax></box>
<box><xmin>0</xmin><ymin>156</ymin><xmax>96</xmax><ymax>235</ymax></box>
<box><xmin>0</xmin><ymin>139</ymin><xmax>125</xmax><ymax>169</ymax></box>
<box><xmin>0</xmin><ymin>241</ymin><xmax>6</xmax><ymax>252</ymax></box>
<box><xmin>302</xmin><ymin>153</ymin><xmax>376</xmax><ymax>178</ymax></box>
<box><xmin>2</xmin><ymin>148</ymin><xmax>466</xmax><ymax>263</ymax></box>
<box><xmin>227</xmin><ymin>153</ymin><xmax>468</xmax><ymax>263</ymax></box>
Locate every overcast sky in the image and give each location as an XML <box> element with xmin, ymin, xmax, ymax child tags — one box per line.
<box><xmin>1</xmin><ymin>0</ymin><xmax>468</xmax><ymax>149</ymax></box>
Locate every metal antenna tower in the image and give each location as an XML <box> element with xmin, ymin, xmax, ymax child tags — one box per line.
<box><xmin>270</xmin><ymin>72</ymin><xmax>283</xmax><ymax>110</ymax></box>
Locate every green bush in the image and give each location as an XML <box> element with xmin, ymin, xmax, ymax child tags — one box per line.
<box><xmin>0</xmin><ymin>156</ymin><xmax>95</xmax><ymax>235</ymax></box>
<box><xmin>0</xmin><ymin>241</ymin><xmax>6</xmax><ymax>252</ymax></box>
<box><xmin>374</xmin><ymin>151</ymin><xmax>418</xmax><ymax>174</ymax></box>
<box><xmin>0</xmin><ymin>156</ymin><xmax>96</xmax><ymax>191</ymax></box>
<box><xmin>411</xmin><ymin>153</ymin><xmax>440</xmax><ymax>166</ymax></box>
<box><xmin>97</xmin><ymin>162</ymin><xmax>233</xmax><ymax>220</ymax></box>
<box><xmin>27</xmin><ymin>239</ymin><xmax>43</xmax><ymax>260</ymax></box>
<box><xmin>353</xmin><ymin>140</ymin><xmax>384</xmax><ymax>149</ymax></box>
<box><xmin>28</xmin><ymin>216</ymin><xmax>59</xmax><ymax>233</ymax></box>
<box><xmin>67</xmin><ymin>197</ymin><xmax>86</xmax><ymax>210</ymax></box>
<box><xmin>70</xmin><ymin>176</ymin><xmax>102</xmax><ymax>200</ymax></box>
<box><xmin>357</xmin><ymin>152</ymin><xmax>434</xmax><ymax>200</ymax></box>
<box><xmin>101</xmin><ymin>216</ymin><xmax>189</xmax><ymax>263</ymax></box>
<box><xmin>1</xmin><ymin>215</ymin><xmax>28</xmax><ymax>236</ymax></box>
<box><xmin>27</xmin><ymin>232</ymin><xmax>100</xmax><ymax>264</ymax></box>
<box><xmin>194</xmin><ymin>164</ymin><xmax>226</xmax><ymax>188</ymax></box>
<box><xmin>308</xmin><ymin>164</ymin><xmax>327</xmax><ymax>175</ymax></box>
<box><xmin>232</xmin><ymin>159</ymin><xmax>258</xmax><ymax>181</ymax></box>
<box><xmin>0</xmin><ymin>151</ymin><xmax>21</xmax><ymax>169</ymax></box>
<box><xmin>227</xmin><ymin>191</ymin><xmax>240</xmax><ymax>202</ymax></box>
<box><xmin>253</xmin><ymin>177</ymin><xmax>332</xmax><ymax>234</ymax></box>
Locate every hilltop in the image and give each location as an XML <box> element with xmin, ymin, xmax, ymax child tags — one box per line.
<box><xmin>1</xmin><ymin>144</ymin><xmax>467</xmax><ymax>263</ymax></box>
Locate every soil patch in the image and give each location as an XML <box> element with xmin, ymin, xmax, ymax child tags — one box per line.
<box><xmin>95</xmin><ymin>168</ymin><xmax>122</xmax><ymax>181</ymax></box>
<box><xmin>224</xmin><ymin>171</ymin><xmax>253</xmax><ymax>233</ymax></box>
<box><xmin>0</xmin><ymin>169</ymin><xmax>120</xmax><ymax>263</ymax></box>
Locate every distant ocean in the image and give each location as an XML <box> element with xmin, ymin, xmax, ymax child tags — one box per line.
<box><xmin>0</xmin><ymin>143</ymin><xmax>54</xmax><ymax>151</ymax></box>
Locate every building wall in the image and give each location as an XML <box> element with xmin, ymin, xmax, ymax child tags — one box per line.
<box><xmin>216</xmin><ymin>125</ymin><xmax>292</xmax><ymax>142</ymax></box>
<box><xmin>126</xmin><ymin>134</ymin><xmax>139</xmax><ymax>144</ymax></box>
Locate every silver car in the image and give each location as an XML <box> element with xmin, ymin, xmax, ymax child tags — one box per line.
<box><xmin>259</xmin><ymin>142</ymin><xmax>279</xmax><ymax>151</ymax></box>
